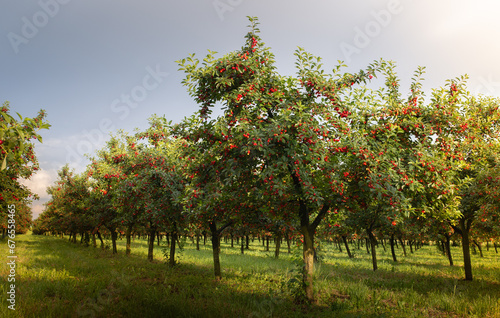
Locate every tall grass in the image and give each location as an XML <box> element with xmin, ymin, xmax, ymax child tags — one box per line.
<box><xmin>1</xmin><ymin>234</ymin><xmax>499</xmax><ymax>317</ymax></box>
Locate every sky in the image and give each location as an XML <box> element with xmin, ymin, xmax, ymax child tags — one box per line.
<box><xmin>2</xmin><ymin>0</ymin><xmax>500</xmax><ymax>219</ymax></box>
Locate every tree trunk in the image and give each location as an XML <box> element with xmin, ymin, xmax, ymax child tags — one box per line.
<box><xmin>390</xmin><ymin>234</ymin><xmax>397</xmax><ymax>262</ymax></box>
<box><xmin>110</xmin><ymin>230</ymin><xmax>118</xmax><ymax>254</ymax></box>
<box><xmin>240</xmin><ymin>236</ymin><xmax>245</xmax><ymax>254</ymax></box>
<box><xmin>126</xmin><ymin>224</ymin><xmax>133</xmax><ymax>256</ymax></box>
<box><xmin>275</xmin><ymin>232</ymin><xmax>282</xmax><ymax>259</ymax></box>
<box><xmin>92</xmin><ymin>234</ymin><xmax>97</xmax><ymax>248</ymax></box>
<box><xmin>473</xmin><ymin>240</ymin><xmax>483</xmax><ymax>258</ymax></box>
<box><xmin>444</xmin><ymin>234</ymin><xmax>453</xmax><ymax>266</ymax></box>
<box><xmin>458</xmin><ymin>218</ymin><xmax>473</xmax><ymax>280</ymax></box>
<box><xmin>398</xmin><ymin>237</ymin><xmax>407</xmax><ymax>257</ymax></box>
<box><xmin>209</xmin><ymin>222</ymin><xmax>222</xmax><ymax>280</ymax></box>
<box><xmin>147</xmin><ymin>228</ymin><xmax>155</xmax><ymax>261</ymax></box>
<box><xmin>342</xmin><ymin>235</ymin><xmax>353</xmax><ymax>258</ymax></box>
<box><xmin>286</xmin><ymin>234</ymin><xmax>291</xmax><ymax>253</ymax></box>
<box><xmin>409</xmin><ymin>240</ymin><xmax>414</xmax><ymax>254</ymax></box>
<box><xmin>266</xmin><ymin>236</ymin><xmax>270</xmax><ymax>252</ymax></box>
<box><xmin>97</xmin><ymin>231</ymin><xmax>104</xmax><ymax>249</ymax></box>
<box><xmin>302</xmin><ymin>226</ymin><xmax>315</xmax><ymax>302</ymax></box>
<box><xmin>196</xmin><ymin>232</ymin><xmax>200</xmax><ymax>251</ymax></box>
<box><xmin>230</xmin><ymin>234</ymin><xmax>234</xmax><ymax>248</ymax></box>
<box><xmin>169</xmin><ymin>231</ymin><xmax>177</xmax><ymax>267</ymax></box>
<box><xmin>246</xmin><ymin>235</ymin><xmax>250</xmax><ymax>250</ymax></box>
<box><xmin>367</xmin><ymin>229</ymin><xmax>378</xmax><ymax>271</ymax></box>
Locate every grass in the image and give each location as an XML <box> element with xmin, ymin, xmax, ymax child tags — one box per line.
<box><xmin>1</xmin><ymin>233</ymin><xmax>499</xmax><ymax>317</ymax></box>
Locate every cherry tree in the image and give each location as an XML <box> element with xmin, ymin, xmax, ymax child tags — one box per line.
<box><xmin>176</xmin><ymin>17</ymin><xmax>379</xmax><ymax>300</ymax></box>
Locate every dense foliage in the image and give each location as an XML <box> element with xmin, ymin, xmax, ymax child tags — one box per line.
<box><xmin>33</xmin><ymin>17</ymin><xmax>500</xmax><ymax>302</ymax></box>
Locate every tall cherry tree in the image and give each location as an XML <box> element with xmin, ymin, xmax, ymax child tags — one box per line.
<box><xmin>176</xmin><ymin>17</ymin><xmax>379</xmax><ymax>300</ymax></box>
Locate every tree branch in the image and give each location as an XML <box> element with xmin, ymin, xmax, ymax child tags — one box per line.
<box><xmin>311</xmin><ymin>204</ymin><xmax>330</xmax><ymax>231</ymax></box>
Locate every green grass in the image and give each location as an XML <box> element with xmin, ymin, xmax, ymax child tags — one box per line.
<box><xmin>1</xmin><ymin>234</ymin><xmax>499</xmax><ymax>317</ymax></box>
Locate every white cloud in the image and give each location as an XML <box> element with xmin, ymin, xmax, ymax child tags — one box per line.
<box><xmin>20</xmin><ymin>168</ymin><xmax>58</xmax><ymax>220</ymax></box>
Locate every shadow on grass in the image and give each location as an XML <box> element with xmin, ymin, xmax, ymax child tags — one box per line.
<box><xmin>6</xmin><ymin>235</ymin><xmax>347</xmax><ymax>318</ymax></box>
<box><xmin>6</xmin><ymin>235</ymin><xmax>499</xmax><ymax>317</ymax></box>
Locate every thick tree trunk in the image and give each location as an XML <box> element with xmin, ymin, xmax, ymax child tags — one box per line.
<box><xmin>147</xmin><ymin>228</ymin><xmax>155</xmax><ymax>261</ymax></box>
<box><xmin>169</xmin><ymin>231</ymin><xmax>177</xmax><ymax>267</ymax></box>
<box><xmin>342</xmin><ymin>235</ymin><xmax>353</xmax><ymax>258</ymax></box>
<box><xmin>302</xmin><ymin>226</ymin><xmax>315</xmax><ymax>302</ymax></box>
<box><xmin>367</xmin><ymin>229</ymin><xmax>378</xmax><ymax>271</ymax></box>
<box><xmin>458</xmin><ymin>218</ymin><xmax>473</xmax><ymax>281</ymax></box>
<box><xmin>209</xmin><ymin>222</ymin><xmax>222</xmax><ymax>280</ymax></box>
<box><xmin>110</xmin><ymin>230</ymin><xmax>118</xmax><ymax>254</ymax></box>
<box><xmin>390</xmin><ymin>234</ymin><xmax>397</xmax><ymax>262</ymax></box>
<box><xmin>196</xmin><ymin>232</ymin><xmax>200</xmax><ymax>251</ymax></box>
<box><xmin>246</xmin><ymin>235</ymin><xmax>250</xmax><ymax>250</ymax></box>
<box><xmin>240</xmin><ymin>236</ymin><xmax>245</xmax><ymax>254</ymax></box>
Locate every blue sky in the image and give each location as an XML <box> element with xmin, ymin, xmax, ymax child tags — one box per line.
<box><xmin>2</xmin><ymin>0</ymin><xmax>500</xmax><ymax>218</ymax></box>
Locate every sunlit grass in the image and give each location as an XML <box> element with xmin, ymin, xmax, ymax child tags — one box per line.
<box><xmin>1</xmin><ymin>234</ymin><xmax>499</xmax><ymax>317</ymax></box>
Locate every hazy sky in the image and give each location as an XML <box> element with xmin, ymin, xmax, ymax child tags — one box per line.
<box><xmin>2</xmin><ymin>0</ymin><xmax>500</xmax><ymax>218</ymax></box>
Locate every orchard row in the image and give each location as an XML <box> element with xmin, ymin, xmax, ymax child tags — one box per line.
<box><xmin>32</xmin><ymin>17</ymin><xmax>500</xmax><ymax>302</ymax></box>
